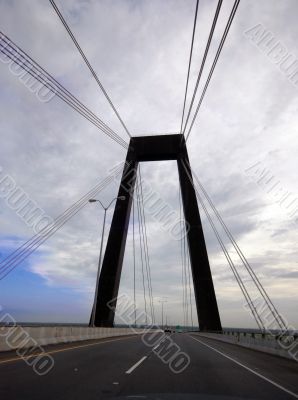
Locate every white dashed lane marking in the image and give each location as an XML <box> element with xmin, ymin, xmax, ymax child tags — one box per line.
<box><xmin>125</xmin><ymin>356</ymin><xmax>147</xmax><ymax>374</ymax></box>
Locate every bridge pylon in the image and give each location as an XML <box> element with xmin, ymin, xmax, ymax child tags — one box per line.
<box><xmin>92</xmin><ymin>134</ymin><xmax>222</xmax><ymax>332</ymax></box>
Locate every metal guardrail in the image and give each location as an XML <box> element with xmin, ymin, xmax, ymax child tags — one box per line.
<box><xmin>195</xmin><ymin>330</ymin><xmax>298</xmax><ymax>361</ymax></box>
<box><xmin>222</xmin><ymin>329</ymin><xmax>298</xmax><ymax>342</ymax></box>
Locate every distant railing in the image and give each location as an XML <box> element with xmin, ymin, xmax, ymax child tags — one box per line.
<box><xmin>222</xmin><ymin>329</ymin><xmax>298</xmax><ymax>342</ymax></box>
<box><xmin>194</xmin><ymin>329</ymin><xmax>298</xmax><ymax>362</ymax></box>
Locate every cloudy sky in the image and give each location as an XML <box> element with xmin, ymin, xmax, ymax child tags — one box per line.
<box><xmin>0</xmin><ymin>0</ymin><xmax>297</xmax><ymax>329</ymax></box>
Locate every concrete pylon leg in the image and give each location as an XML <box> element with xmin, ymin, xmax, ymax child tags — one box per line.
<box><xmin>92</xmin><ymin>134</ymin><xmax>222</xmax><ymax>332</ymax></box>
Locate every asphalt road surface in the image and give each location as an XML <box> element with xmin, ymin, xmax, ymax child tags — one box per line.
<box><xmin>0</xmin><ymin>332</ymin><xmax>297</xmax><ymax>399</ymax></box>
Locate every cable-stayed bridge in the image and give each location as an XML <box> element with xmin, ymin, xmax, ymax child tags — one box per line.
<box><xmin>0</xmin><ymin>0</ymin><xmax>297</xmax><ymax>399</ymax></box>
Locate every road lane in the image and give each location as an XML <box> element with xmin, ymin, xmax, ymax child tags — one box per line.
<box><xmin>0</xmin><ymin>332</ymin><xmax>297</xmax><ymax>399</ymax></box>
<box><xmin>115</xmin><ymin>333</ymin><xmax>298</xmax><ymax>399</ymax></box>
<box><xmin>0</xmin><ymin>335</ymin><xmax>138</xmax><ymax>366</ymax></box>
<box><xmin>189</xmin><ymin>333</ymin><xmax>298</xmax><ymax>395</ymax></box>
<box><xmin>0</xmin><ymin>334</ymin><xmax>153</xmax><ymax>399</ymax></box>
<box><xmin>190</xmin><ymin>335</ymin><xmax>298</xmax><ymax>398</ymax></box>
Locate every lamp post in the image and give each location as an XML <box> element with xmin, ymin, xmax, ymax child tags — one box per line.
<box><xmin>158</xmin><ymin>298</ymin><xmax>168</xmax><ymax>329</ymax></box>
<box><xmin>89</xmin><ymin>195</ymin><xmax>126</xmax><ymax>327</ymax></box>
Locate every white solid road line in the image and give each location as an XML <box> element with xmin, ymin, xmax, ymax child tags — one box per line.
<box><xmin>190</xmin><ymin>335</ymin><xmax>298</xmax><ymax>399</ymax></box>
<box><xmin>125</xmin><ymin>356</ymin><xmax>147</xmax><ymax>374</ymax></box>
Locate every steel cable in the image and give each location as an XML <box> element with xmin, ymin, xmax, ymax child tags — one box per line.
<box><xmin>49</xmin><ymin>0</ymin><xmax>132</xmax><ymax>139</ymax></box>
<box><xmin>181</xmin><ymin>0</ymin><xmax>222</xmax><ymax>138</ymax></box>
<box><xmin>0</xmin><ymin>32</ymin><xmax>128</xmax><ymax>149</ymax></box>
<box><xmin>181</xmin><ymin>160</ymin><xmax>265</xmax><ymax>330</ymax></box>
<box><xmin>185</xmin><ymin>0</ymin><xmax>240</xmax><ymax>141</ymax></box>
<box><xmin>0</xmin><ymin>163</ymin><xmax>124</xmax><ymax>280</ymax></box>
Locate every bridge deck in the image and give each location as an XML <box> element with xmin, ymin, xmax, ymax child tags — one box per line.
<box><xmin>0</xmin><ymin>333</ymin><xmax>297</xmax><ymax>399</ymax></box>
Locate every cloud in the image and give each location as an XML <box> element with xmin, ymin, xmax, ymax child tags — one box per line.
<box><xmin>0</xmin><ymin>0</ymin><xmax>297</xmax><ymax>328</ymax></box>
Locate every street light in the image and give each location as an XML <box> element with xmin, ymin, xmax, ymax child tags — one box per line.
<box><xmin>89</xmin><ymin>195</ymin><xmax>126</xmax><ymax>327</ymax></box>
<box><xmin>158</xmin><ymin>298</ymin><xmax>168</xmax><ymax>329</ymax></box>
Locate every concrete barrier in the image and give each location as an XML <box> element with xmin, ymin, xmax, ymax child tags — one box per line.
<box><xmin>0</xmin><ymin>326</ymin><xmax>147</xmax><ymax>352</ymax></box>
<box><xmin>192</xmin><ymin>332</ymin><xmax>298</xmax><ymax>362</ymax></box>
